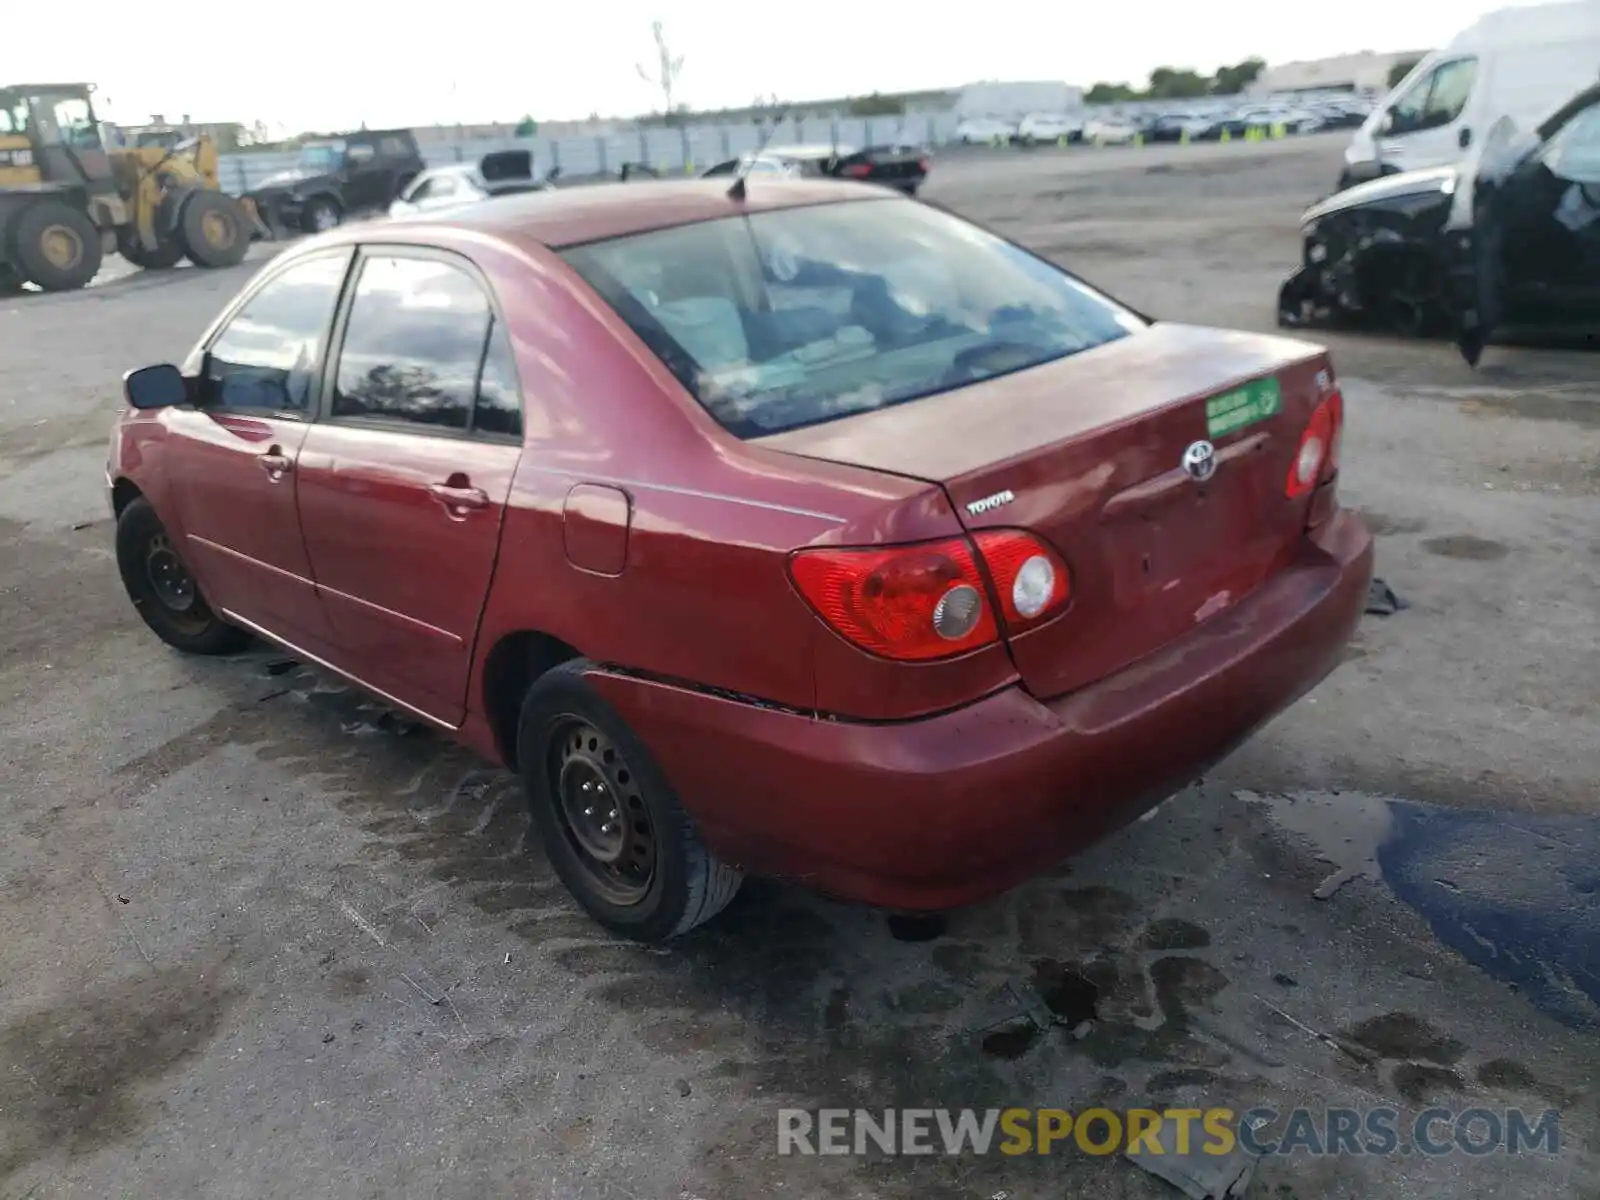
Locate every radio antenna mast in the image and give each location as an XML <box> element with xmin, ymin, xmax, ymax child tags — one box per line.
<box><xmin>728</xmin><ymin>105</ymin><xmax>787</xmax><ymax>201</ymax></box>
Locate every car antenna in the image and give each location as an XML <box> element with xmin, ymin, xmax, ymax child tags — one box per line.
<box><xmin>728</xmin><ymin>106</ymin><xmax>787</xmax><ymax>201</ymax></box>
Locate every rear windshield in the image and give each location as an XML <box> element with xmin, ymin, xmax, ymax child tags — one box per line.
<box><xmin>559</xmin><ymin>198</ymin><xmax>1146</xmax><ymax>437</ymax></box>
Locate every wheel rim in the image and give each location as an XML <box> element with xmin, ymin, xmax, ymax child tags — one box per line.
<box><xmin>549</xmin><ymin>717</ymin><xmax>656</xmax><ymax>906</ymax></box>
<box><xmin>201</xmin><ymin>208</ymin><xmax>236</xmax><ymax>249</ymax></box>
<box><xmin>145</xmin><ymin>532</ymin><xmax>200</xmax><ymax>616</ymax></box>
<box><xmin>41</xmin><ymin>224</ymin><xmax>84</xmax><ymax>270</ymax></box>
<box><xmin>312</xmin><ymin>205</ymin><xmax>337</xmax><ymax>231</ymax></box>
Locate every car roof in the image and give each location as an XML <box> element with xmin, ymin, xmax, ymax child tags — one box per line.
<box><xmin>388</xmin><ymin>178</ymin><xmax>889</xmax><ymax>248</ymax></box>
<box><xmin>761</xmin><ymin>144</ymin><xmax>848</xmax><ymax>160</ymax></box>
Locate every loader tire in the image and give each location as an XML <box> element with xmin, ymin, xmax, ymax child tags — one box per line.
<box><xmin>117</xmin><ymin>227</ymin><xmax>186</xmax><ymax>270</ymax></box>
<box><xmin>179</xmin><ymin>192</ymin><xmax>250</xmax><ymax>269</ymax></box>
<box><xmin>10</xmin><ymin>201</ymin><xmax>102</xmax><ymax>292</ymax></box>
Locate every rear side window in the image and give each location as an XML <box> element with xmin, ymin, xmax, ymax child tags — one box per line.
<box><xmin>206</xmin><ymin>253</ymin><xmax>349</xmax><ymax>412</ymax></box>
<box><xmin>330</xmin><ymin>254</ymin><xmax>523</xmax><ymax>437</ymax></box>
<box><xmin>1543</xmin><ymin>102</ymin><xmax>1600</xmax><ymax>181</ymax></box>
<box><xmin>560</xmin><ymin>199</ymin><xmax>1144</xmax><ymax>437</ymax></box>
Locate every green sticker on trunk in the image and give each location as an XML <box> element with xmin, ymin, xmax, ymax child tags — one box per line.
<box><xmin>1206</xmin><ymin>377</ymin><xmax>1283</xmax><ymax>439</ymax></box>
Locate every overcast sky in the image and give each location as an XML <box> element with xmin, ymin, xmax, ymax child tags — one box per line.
<box><xmin>12</xmin><ymin>0</ymin><xmax>1537</xmax><ymax>132</ymax></box>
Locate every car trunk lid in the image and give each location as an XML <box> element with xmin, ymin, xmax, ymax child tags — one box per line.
<box><xmin>757</xmin><ymin>322</ymin><xmax>1337</xmax><ymax>700</ymax></box>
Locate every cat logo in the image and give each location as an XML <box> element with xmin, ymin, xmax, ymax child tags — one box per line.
<box><xmin>0</xmin><ymin>149</ymin><xmax>35</xmax><ymax>168</ymax></box>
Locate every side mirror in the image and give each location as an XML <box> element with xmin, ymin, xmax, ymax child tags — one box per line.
<box><xmin>123</xmin><ymin>363</ymin><xmax>188</xmax><ymax>410</ymax></box>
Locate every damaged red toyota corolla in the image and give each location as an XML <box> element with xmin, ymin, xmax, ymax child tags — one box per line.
<box><xmin>106</xmin><ymin>179</ymin><xmax>1373</xmax><ymax>942</ymax></box>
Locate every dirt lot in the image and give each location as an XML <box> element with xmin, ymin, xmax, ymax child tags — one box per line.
<box><xmin>2</xmin><ymin>134</ymin><xmax>1597</xmax><ymax>1200</ymax></box>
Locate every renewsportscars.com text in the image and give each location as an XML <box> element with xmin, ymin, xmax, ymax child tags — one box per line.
<box><xmin>777</xmin><ymin>1106</ymin><xmax>1561</xmax><ymax>1158</ymax></box>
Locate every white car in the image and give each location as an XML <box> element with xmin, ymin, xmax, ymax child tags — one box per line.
<box><xmin>1083</xmin><ymin>117</ymin><xmax>1140</xmax><ymax>145</ymax></box>
<box><xmin>955</xmin><ymin>116</ymin><xmax>1018</xmax><ymax>144</ymax></box>
<box><xmin>387</xmin><ymin>151</ymin><xmax>555</xmax><ymax>218</ymax></box>
<box><xmin>1016</xmin><ymin>112</ymin><xmax>1084</xmax><ymax>144</ymax></box>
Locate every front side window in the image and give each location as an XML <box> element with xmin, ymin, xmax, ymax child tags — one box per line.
<box><xmin>1392</xmin><ymin>58</ymin><xmax>1478</xmax><ymax>133</ymax></box>
<box><xmin>330</xmin><ymin>255</ymin><xmax>493</xmax><ymax>431</ymax></box>
<box><xmin>408</xmin><ymin>175</ymin><xmax>458</xmax><ymax>202</ymax></box>
<box><xmin>206</xmin><ymin>253</ymin><xmax>350</xmax><ymax>412</ymax></box>
<box><xmin>561</xmin><ymin>198</ymin><xmax>1144</xmax><ymax>437</ymax></box>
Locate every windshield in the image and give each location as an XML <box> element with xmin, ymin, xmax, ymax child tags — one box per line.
<box><xmin>560</xmin><ymin>199</ymin><xmax>1145</xmax><ymax>437</ymax></box>
<box><xmin>296</xmin><ymin>142</ymin><xmax>342</xmax><ymax>171</ymax></box>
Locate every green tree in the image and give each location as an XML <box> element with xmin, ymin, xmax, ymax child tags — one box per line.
<box><xmin>1085</xmin><ymin>81</ymin><xmax>1138</xmax><ymax>104</ymax></box>
<box><xmin>1210</xmin><ymin>57</ymin><xmax>1266</xmax><ymax>96</ymax></box>
<box><xmin>849</xmin><ymin>91</ymin><xmax>906</xmax><ymax>117</ymax></box>
<box><xmin>514</xmin><ymin>115</ymin><xmax>538</xmax><ymax>137</ymax></box>
<box><xmin>1146</xmin><ymin>67</ymin><xmax>1211</xmax><ymax>100</ymax></box>
<box><xmin>1387</xmin><ymin>56</ymin><xmax>1424</xmax><ymax>88</ymax></box>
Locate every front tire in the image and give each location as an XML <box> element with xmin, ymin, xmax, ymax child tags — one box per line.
<box><xmin>517</xmin><ymin>659</ymin><xmax>742</xmax><ymax>942</ymax></box>
<box><xmin>115</xmin><ymin>497</ymin><xmax>249</xmax><ymax>655</ymax></box>
<box><xmin>180</xmin><ymin>192</ymin><xmax>251</xmax><ymax>268</ymax></box>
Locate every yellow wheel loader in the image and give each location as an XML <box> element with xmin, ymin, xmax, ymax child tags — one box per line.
<box><xmin>0</xmin><ymin>83</ymin><xmax>269</xmax><ymax>293</ymax></box>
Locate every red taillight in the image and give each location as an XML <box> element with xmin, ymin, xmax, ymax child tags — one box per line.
<box><xmin>1286</xmin><ymin>389</ymin><xmax>1344</xmax><ymax>498</ymax></box>
<box><xmin>971</xmin><ymin>529</ymin><xmax>1071</xmax><ymax>630</ymax></box>
<box><xmin>844</xmin><ymin>162</ymin><xmax>873</xmax><ymax>178</ymax></box>
<box><xmin>918</xmin><ymin>155</ymin><xmax>931</xmax><ymax>173</ymax></box>
<box><xmin>790</xmin><ymin>538</ymin><xmax>997</xmax><ymax>661</ymax></box>
<box><xmin>789</xmin><ymin>531</ymin><xmax>1072</xmax><ymax>661</ymax></box>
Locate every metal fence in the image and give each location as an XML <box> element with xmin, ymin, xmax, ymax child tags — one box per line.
<box><xmin>214</xmin><ymin>112</ymin><xmax>962</xmax><ymax>195</ymax></box>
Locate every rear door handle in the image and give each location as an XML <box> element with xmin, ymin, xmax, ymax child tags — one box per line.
<box><xmin>429</xmin><ymin>482</ymin><xmax>489</xmax><ymax>511</ymax></box>
<box><xmin>258</xmin><ymin>448</ymin><xmax>293</xmax><ymax>477</ymax></box>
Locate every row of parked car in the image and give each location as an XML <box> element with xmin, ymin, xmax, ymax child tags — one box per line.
<box><xmin>956</xmin><ymin>95</ymin><xmax>1374</xmax><ymax>147</ymax></box>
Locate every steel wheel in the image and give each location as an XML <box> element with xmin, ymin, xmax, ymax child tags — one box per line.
<box><xmin>144</xmin><ymin>531</ymin><xmax>208</xmax><ymax>633</ymax></box>
<box><xmin>40</xmin><ymin>223</ymin><xmax>85</xmax><ymax>272</ymax></box>
<box><xmin>549</xmin><ymin>717</ymin><xmax>656</xmax><ymax>906</ymax></box>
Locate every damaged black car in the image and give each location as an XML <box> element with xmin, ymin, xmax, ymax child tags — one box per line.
<box><xmin>1278</xmin><ymin>82</ymin><xmax>1600</xmax><ymax>366</ymax></box>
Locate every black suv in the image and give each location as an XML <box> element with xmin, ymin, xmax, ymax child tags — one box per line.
<box><xmin>246</xmin><ymin>129</ymin><xmax>425</xmax><ymax>235</ymax></box>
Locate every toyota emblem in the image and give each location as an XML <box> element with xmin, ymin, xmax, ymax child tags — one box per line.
<box><xmin>1181</xmin><ymin>440</ymin><xmax>1217</xmax><ymax>482</ymax></box>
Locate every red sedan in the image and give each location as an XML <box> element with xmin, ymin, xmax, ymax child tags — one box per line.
<box><xmin>108</xmin><ymin>179</ymin><xmax>1373</xmax><ymax>942</ymax></box>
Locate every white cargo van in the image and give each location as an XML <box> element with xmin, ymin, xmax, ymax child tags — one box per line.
<box><xmin>1339</xmin><ymin>0</ymin><xmax>1600</xmax><ymax>188</ymax></box>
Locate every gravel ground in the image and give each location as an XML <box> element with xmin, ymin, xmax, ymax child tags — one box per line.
<box><xmin>1</xmin><ymin>134</ymin><xmax>1596</xmax><ymax>1200</ymax></box>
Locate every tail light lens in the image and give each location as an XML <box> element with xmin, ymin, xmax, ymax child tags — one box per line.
<box><xmin>789</xmin><ymin>531</ymin><xmax>1072</xmax><ymax>661</ymax></box>
<box><xmin>844</xmin><ymin>162</ymin><xmax>873</xmax><ymax>178</ymax></box>
<box><xmin>790</xmin><ymin>538</ymin><xmax>997</xmax><ymax>661</ymax></box>
<box><xmin>1286</xmin><ymin>389</ymin><xmax>1344</xmax><ymax>498</ymax></box>
<box><xmin>971</xmin><ymin>529</ymin><xmax>1071</xmax><ymax>630</ymax></box>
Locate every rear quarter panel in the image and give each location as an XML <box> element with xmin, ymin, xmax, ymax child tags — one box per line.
<box><xmin>464</xmin><ymin>233</ymin><xmax>998</xmax><ymax>718</ymax></box>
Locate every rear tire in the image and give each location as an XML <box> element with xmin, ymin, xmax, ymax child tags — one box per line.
<box><xmin>300</xmin><ymin>196</ymin><xmax>342</xmax><ymax>234</ymax></box>
<box><xmin>10</xmin><ymin>200</ymin><xmax>103</xmax><ymax>291</ymax></box>
<box><xmin>517</xmin><ymin>659</ymin><xmax>742</xmax><ymax>942</ymax></box>
<box><xmin>179</xmin><ymin>192</ymin><xmax>250</xmax><ymax>268</ymax></box>
<box><xmin>115</xmin><ymin>497</ymin><xmax>249</xmax><ymax>655</ymax></box>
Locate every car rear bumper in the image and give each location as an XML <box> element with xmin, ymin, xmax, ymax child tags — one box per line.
<box><xmin>589</xmin><ymin>509</ymin><xmax>1373</xmax><ymax>912</ymax></box>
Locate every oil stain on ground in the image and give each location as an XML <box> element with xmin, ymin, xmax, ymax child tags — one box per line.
<box><xmin>1422</xmin><ymin>535</ymin><xmax>1510</xmax><ymax>562</ymax></box>
<box><xmin>0</xmin><ymin>962</ymin><xmax>242</xmax><ymax>1181</ymax></box>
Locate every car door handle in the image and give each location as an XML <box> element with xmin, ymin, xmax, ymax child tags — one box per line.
<box><xmin>428</xmin><ymin>482</ymin><xmax>489</xmax><ymax>511</ymax></box>
<box><xmin>1458</xmin><ymin>127</ymin><xmax>1473</xmax><ymax>149</ymax></box>
<box><xmin>258</xmin><ymin>448</ymin><xmax>294</xmax><ymax>477</ymax></box>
